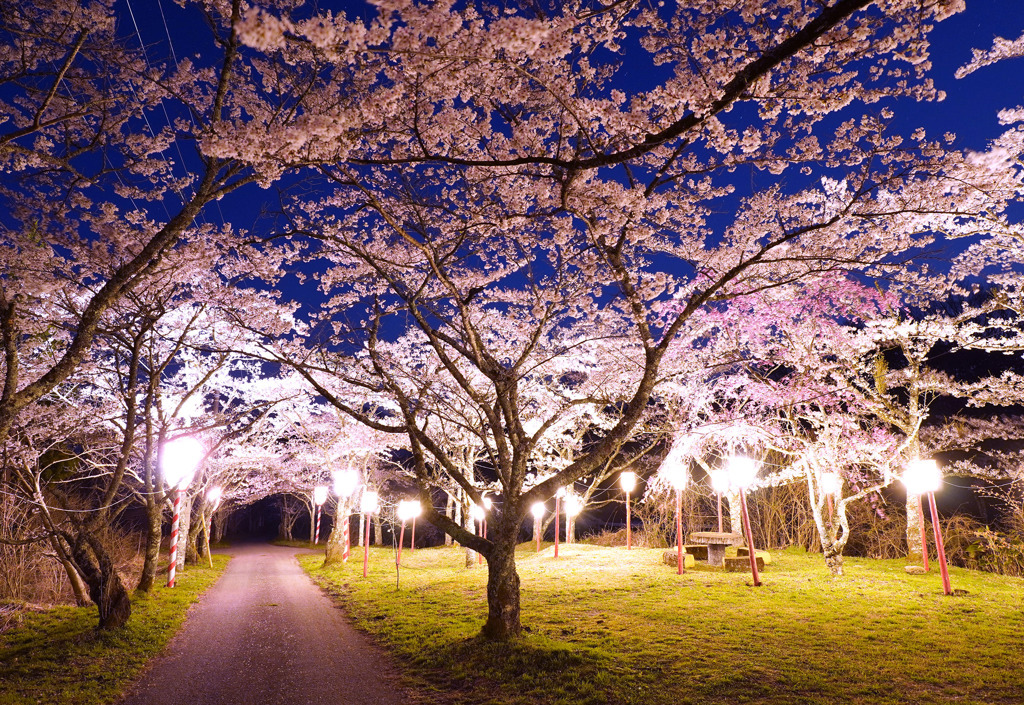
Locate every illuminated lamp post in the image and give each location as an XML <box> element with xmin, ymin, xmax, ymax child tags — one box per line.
<box><xmin>819</xmin><ymin>472</ymin><xmax>842</xmax><ymax>522</ymax></box>
<box><xmin>312</xmin><ymin>485</ymin><xmax>328</xmax><ymax>545</ymax></box>
<box><xmin>333</xmin><ymin>469</ymin><xmax>359</xmax><ymax>561</ymax></box>
<box><xmin>710</xmin><ymin>469</ymin><xmax>729</xmax><ymax>533</ymax></box>
<box><xmin>205</xmin><ymin>486</ymin><xmax>223</xmax><ymax>568</ymax></box>
<box><xmin>396</xmin><ymin>500</ymin><xmax>415</xmax><ymax>567</ymax></box>
<box><xmin>728</xmin><ymin>456</ymin><xmax>761</xmax><ymax>587</ymax></box>
<box><xmin>665</xmin><ymin>465</ymin><xmax>689</xmax><ymax>575</ymax></box>
<box><xmin>620</xmin><ymin>471</ymin><xmax>637</xmax><ymax>549</ymax></box>
<box><xmin>531</xmin><ymin>502</ymin><xmax>545</xmax><ymax>551</ymax></box>
<box><xmin>564</xmin><ymin>493</ymin><xmax>583</xmax><ymax>545</ymax></box>
<box><xmin>902</xmin><ymin>461</ymin><xmax>932</xmax><ymax>573</ymax></box>
<box><xmin>162</xmin><ymin>436</ymin><xmax>203</xmax><ymax>588</ymax></box>
<box><xmin>481</xmin><ymin>495</ymin><xmax>492</xmax><ymax>540</ymax></box>
<box><xmin>554</xmin><ymin>487</ymin><xmax>566</xmax><ymax>558</ymax></box>
<box><xmin>470</xmin><ymin>503</ymin><xmax>486</xmax><ymax>565</ymax></box>
<box><xmin>360</xmin><ymin>489</ymin><xmax>378</xmax><ymax>578</ymax></box>
<box><xmin>904</xmin><ymin>459</ymin><xmax>952</xmax><ymax>595</ymax></box>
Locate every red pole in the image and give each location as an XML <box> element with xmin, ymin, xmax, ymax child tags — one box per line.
<box><xmin>411</xmin><ymin>517</ymin><xmax>416</xmax><ymax>552</ymax></box>
<box><xmin>739</xmin><ymin>490</ymin><xmax>762</xmax><ymax>587</ymax></box>
<box><xmin>625</xmin><ymin>490</ymin><xmax>632</xmax><ymax>550</ymax></box>
<box><xmin>676</xmin><ymin>488</ymin><xmax>684</xmax><ymax>575</ymax></box>
<box><xmin>554</xmin><ymin>495</ymin><xmax>561</xmax><ymax>558</ymax></box>
<box><xmin>716</xmin><ymin>492</ymin><xmax>723</xmax><ymax>533</ymax></box>
<box><xmin>362</xmin><ymin>513</ymin><xmax>371</xmax><ymax>578</ymax></box>
<box><xmin>917</xmin><ymin>496</ymin><xmax>930</xmax><ymax>572</ymax></box>
<box><xmin>167</xmin><ymin>487</ymin><xmax>181</xmax><ymax>588</ymax></box>
<box><xmin>398</xmin><ymin>521</ymin><xmax>405</xmax><ymax>567</ymax></box>
<box><xmin>927</xmin><ymin>492</ymin><xmax>952</xmax><ymax>595</ymax></box>
<box><xmin>342</xmin><ymin>510</ymin><xmax>350</xmax><ymax>562</ymax></box>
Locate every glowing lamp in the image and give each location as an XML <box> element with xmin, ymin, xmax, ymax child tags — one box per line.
<box><xmin>162</xmin><ymin>436</ymin><xmax>204</xmax><ymax>489</ymax></box>
<box><xmin>619</xmin><ymin>471</ymin><xmax>637</xmax><ymax>493</ymax></box>
<box><xmin>555</xmin><ymin>486</ymin><xmax>567</xmax><ymax>498</ymax></box>
<box><xmin>206</xmin><ymin>486</ymin><xmax>223</xmax><ymax>506</ymax></box>
<box><xmin>334</xmin><ymin>469</ymin><xmax>358</xmax><ymax>497</ymax></box>
<box><xmin>470</xmin><ymin>504</ymin><xmax>485</xmax><ymax>521</ymax></box>
<box><xmin>664</xmin><ymin>465</ymin><xmax>689</xmax><ymax>490</ymax></box>
<box><xmin>397</xmin><ymin>500</ymin><xmax>418</xmax><ymax>522</ymax></box>
<box><xmin>530</xmin><ymin>502</ymin><xmax>545</xmax><ymax>520</ymax></box>
<box><xmin>565</xmin><ymin>493</ymin><xmax>583</xmax><ymax>517</ymax></box>
<box><xmin>313</xmin><ymin>485</ymin><xmax>329</xmax><ymax>506</ymax></box>
<box><xmin>408</xmin><ymin>500</ymin><xmax>422</xmax><ymax>518</ymax></box>
<box><xmin>482</xmin><ymin>495</ymin><xmax>493</xmax><ymax>510</ymax></box>
<box><xmin>710</xmin><ymin>469</ymin><xmax>730</xmax><ymax>495</ymax></box>
<box><xmin>903</xmin><ymin>459</ymin><xmax>941</xmax><ymax>495</ymax></box>
<box><xmin>727</xmin><ymin>456</ymin><xmax>758</xmax><ymax>489</ymax></box>
<box><xmin>819</xmin><ymin>472</ymin><xmax>843</xmax><ymax>496</ymax></box>
<box><xmin>360</xmin><ymin>489</ymin><xmax>379</xmax><ymax>514</ymax></box>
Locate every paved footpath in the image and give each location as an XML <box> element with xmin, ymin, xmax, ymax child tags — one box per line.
<box><xmin>119</xmin><ymin>544</ymin><xmax>405</xmax><ymax>705</ymax></box>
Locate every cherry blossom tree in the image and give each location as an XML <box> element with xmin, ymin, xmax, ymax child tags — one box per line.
<box><xmin>223</xmin><ymin>0</ymin><xmax>1024</xmax><ymax>640</ymax></box>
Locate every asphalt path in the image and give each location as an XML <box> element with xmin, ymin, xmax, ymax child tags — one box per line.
<box><xmin>119</xmin><ymin>544</ymin><xmax>405</xmax><ymax>705</ymax></box>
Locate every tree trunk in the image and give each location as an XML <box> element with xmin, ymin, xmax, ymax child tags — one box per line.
<box><xmin>186</xmin><ymin>498</ymin><xmax>203</xmax><ymax>564</ymax></box>
<box><xmin>358</xmin><ymin>512</ymin><xmax>365</xmax><ymax>547</ymax></box>
<box><xmin>324</xmin><ymin>499</ymin><xmax>351</xmax><ymax>566</ymax></box>
<box><xmin>373</xmin><ymin>513</ymin><xmax>382</xmax><ymax>546</ymax></box>
<box><xmin>136</xmin><ymin>492</ymin><xmax>163</xmax><ymax>593</ymax></box>
<box><xmin>727</xmin><ymin>490</ymin><xmax>742</xmax><ymax>534</ymax></box>
<box><xmin>823</xmin><ymin>543</ymin><xmax>844</xmax><ymax>576</ymax></box>
<box><xmin>566</xmin><ymin>514</ymin><xmax>575</xmax><ymax>544</ymax></box>
<box><xmin>444</xmin><ymin>493</ymin><xmax>455</xmax><ymax>546</ymax></box>
<box><xmin>481</xmin><ymin>527</ymin><xmax>521</xmax><ymax>640</ymax></box>
<box><xmin>906</xmin><ymin>492</ymin><xmax>924</xmax><ymax>562</ymax></box>
<box><xmin>49</xmin><ymin>535</ymin><xmax>90</xmax><ymax>606</ymax></box>
<box><xmin>69</xmin><ymin>532</ymin><xmax>131</xmax><ymax>630</ymax></box>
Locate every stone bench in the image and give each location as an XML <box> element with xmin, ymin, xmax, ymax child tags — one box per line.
<box><xmin>724</xmin><ymin>556</ymin><xmax>765</xmax><ymax>572</ymax></box>
<box><xmin>661</xmin><ymin>550</ymin><xmax>696</xmax><ymax>569</ymax></box>
<box><xmin>683</xmin><ymin>544</ymin><xmax>708</xmax><ymax>561</ymax></box>
<box><xmin>735</xmin><ymin>547</ymin><xmax>772</xmax><ymax>565</ymax></box>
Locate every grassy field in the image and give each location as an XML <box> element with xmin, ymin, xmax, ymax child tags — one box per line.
<box><xmin>0</xmin><ymin>556</ymin><xmax>229</xmax><ymax>705</ymax></box>
<box><xmin>301</xmin><ymin>543</ymin><xmax>1024</xmax><ymax>705</ymax></box>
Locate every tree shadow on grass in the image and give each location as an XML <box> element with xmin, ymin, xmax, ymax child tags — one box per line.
<box><xmin>423</xmin><ymin>634</ymin><xmax>626</xmax><ymax>705</ymax></box>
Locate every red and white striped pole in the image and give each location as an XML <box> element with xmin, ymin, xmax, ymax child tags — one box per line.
<box><xmin>342</xmin><ymin>514</ymin><xmax>350</xmax><ymax>562</ymax></box>
<box><xmin>167</xmin><ymin>487</ymin><xmax>182</xmax><ymax>588</ymax></box>
<box><xmin>313</xmin><ymin>486</ymin><xmax>328</xmax><ymax>545</ymax></box>
<box><xmin>161</xmin><ymin>435</ymin><xmax>203</xmax><ymax>589</ymax></box>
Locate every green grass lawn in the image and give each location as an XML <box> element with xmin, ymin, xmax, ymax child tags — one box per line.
<box><xmin>300</xmin><ymin>544</ymin><xmax>1024</xmax><ymax>705</ymax></box>
<box><xmin>0</xmin><ymin>556</ymin><xmax>229</xmax><ymax>705</ymax></box>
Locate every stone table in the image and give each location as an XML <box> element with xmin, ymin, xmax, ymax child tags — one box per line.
<box><xmin>689</xmin><ymin>531</ymin><xmax>746</xmax><ymax>567</ymax></box>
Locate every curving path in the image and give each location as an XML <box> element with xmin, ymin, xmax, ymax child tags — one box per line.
<box><xmin>119</xmin><ymin>544</ymin><xmax>405</xmax><ymax>705</ymax></box>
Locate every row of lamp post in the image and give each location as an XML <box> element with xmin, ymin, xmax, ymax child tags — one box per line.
<box><xmin>162</xmin><ymin>437</ymin><xmax>951</xmax><ymax>595</ymax></box>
